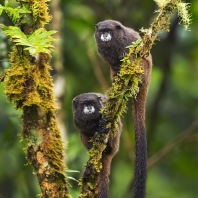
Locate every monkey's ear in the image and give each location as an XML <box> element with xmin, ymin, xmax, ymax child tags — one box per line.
<box><xmin>95</xmin><ymin>24</ymin><xmax>98</xmax><ymax>29</ymax></box>
<box><xmin>72</xmin><ymin>98</ymin><xmax>77</xmax><ymax>106</ymax></box>
<box><xmin>98</xmin><ymin>96</ymin><xmax>102</xmax><ymax>101</ymax></box>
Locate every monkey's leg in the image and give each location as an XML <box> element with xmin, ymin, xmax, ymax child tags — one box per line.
<box><xmin>97</xmin><ymin>155</ymin><xmax>112</xmax><ymax>198</ymax></box>
<box><xmin>97</xmin><ymin>122</ymin><xmax>122</xmax><ymax>198</ymax></box>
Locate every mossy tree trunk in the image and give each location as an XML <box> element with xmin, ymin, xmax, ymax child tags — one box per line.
<box><xmin>2</xmin><ymin>0</ymin><xmax>71</xmax><ymax>197</ymax></box>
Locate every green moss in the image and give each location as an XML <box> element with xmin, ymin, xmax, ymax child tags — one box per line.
<box><xmin>4</xmin><ymin>48</ymin><xmax>32</xmax><ymax>104</ymax></box>
<box><xmin>176</xmin><ymin>2</ymin><xmax>192</xmax><ymax>30</ymax></box>
<box><xmin>88</xmin><ymin>139</ymin><xmax>105</xmax><ymax>172</ymax></box>
<box><xmin>3</xmin><ymin>0</ymin><xmax>71</xmax><ymax>196</ymax></box>
<box><xmin>30</xmin><ymin>0</ymin><xmax>52</xmax><ymax>26</ymax></box>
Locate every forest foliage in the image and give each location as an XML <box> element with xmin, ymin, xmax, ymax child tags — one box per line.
<box><xmin>0</xmin><ymin>0</ymin><xmax>198</xmax><ymax>198</ymax></box>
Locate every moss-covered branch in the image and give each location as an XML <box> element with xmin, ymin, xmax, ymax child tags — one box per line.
<box><xmin>1</xmin><ymin>0</ymin><xmax>71</xmax><ymax>197</ymax></box>
<box><xmin>80</xmin><ymin>0</ymin><xmax>191</xmax><ymax>197</ymax></box>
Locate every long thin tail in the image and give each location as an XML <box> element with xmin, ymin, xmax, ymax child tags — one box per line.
<box><xmin>133</xmin><ymin>86</ymin><xmax>148</xmax><ymax>198</ymax></box>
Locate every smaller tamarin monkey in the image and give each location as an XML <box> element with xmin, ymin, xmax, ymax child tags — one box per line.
<box><xmin>95</xmin><ymin>20</ymin><xmax>152</xmax><ymax>198</ymax></box>
<box><xmin>72</xmin><ymin>93</ymin><xmax>122</xmax><ymax>198</ymax></box>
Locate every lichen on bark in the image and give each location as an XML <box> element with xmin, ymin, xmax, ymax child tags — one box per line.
<box><xmin>2</xmin><ymin>0</ymin><xmax>71</xmax><ymax>197</ymax></box>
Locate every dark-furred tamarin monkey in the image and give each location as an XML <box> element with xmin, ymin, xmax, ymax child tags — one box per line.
<box><xmin>72</xmin><ymin>93</ymin><xmax>122</xmax><ymax>198</ymax></box>
<box><xmin>95</xmin><ymin>20</ymin><xmax>152</xmax><ymax>198</ymax></box>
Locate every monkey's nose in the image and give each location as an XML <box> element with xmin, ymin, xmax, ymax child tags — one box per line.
<box><xmin>83</xmin><ymin>105</ymin><xmax>95</xmax><ymax>114</ymax></box>
<box><xmin>101</xmin><ymin>32</ymin><xmax>112</xmax><ymax>42</ymax></box>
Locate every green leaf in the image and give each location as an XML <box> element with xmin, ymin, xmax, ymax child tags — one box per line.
<box><xmin>1</xmin><ymin>25</ymin><xmax>28</xmax><ymax>43</ymax></box>
<box><xmin>66</xmin><ymin>169</ymin><xmax>80</xmax><ymax>173</ymax></box>
<box><xmin>67</xmin><ymin>176</ymin><xmax>79</xmax><ymax>182</ymax></box>
<box><xmin>1</xmin><ymin>25</ymin><xmax>57</xmax><ymax>56</ymax></box>
<box><xmin>0</xmin><ymin>5</ymin><xmax>4</xmax><ymax>15</ymax></box>
<box><xmin>126</xmin><ymin>38</ymin><xmax>142</xmax><ymax>48</ymax></box>
<box><xmin>24</xmin><ymin>28</ymin><xmax>57</xmax><ymax>55</ymax></box>
<box><xmin>0</xmin><ymin>4</ymin><xmax>31</xmax><ymax>22</ymax></box>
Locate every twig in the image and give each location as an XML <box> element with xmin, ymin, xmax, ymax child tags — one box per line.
<box><xmin>185</xmin><ymin>134</ymin><xmax>198</xmax><ymax>143</ymax></box>
<box><xmin>147</xmin><ymin>119</ymin><xmax>198</xmax><ymax>168</ymax></box>
<box><xmin>87</xmin><ymin>48</ymin><xmax>109</xmax><ymax>92</ymax></box>
<box><xmin>0</xmin><ymin>60</ymin><xmax>10</xmax><ymax>62</ymax></box>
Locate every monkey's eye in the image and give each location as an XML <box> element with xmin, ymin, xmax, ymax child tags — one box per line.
<box><xmin>115</xmin><ymin>25</ymin><xmax>121</xmax><ymax>29</ymax></box>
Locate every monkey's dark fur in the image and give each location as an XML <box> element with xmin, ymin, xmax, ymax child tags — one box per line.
<box><xmin>95</xmin><ymin>20</ymin><xmax>152</xmax><ymax>198</ymax></box>
<box><xmin>72</xmin><ymin>93</ymin><xmax>122</xmax><ymax>198</ymax></box>
<box><xmin>95</xmin><ymin>20</ymin><xmax>142</xmax><ymax>78</ymax></box>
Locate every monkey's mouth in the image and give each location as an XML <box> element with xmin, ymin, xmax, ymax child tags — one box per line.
<box><xmin>101</xmin><ymin>32</ymin><xmax>112</xmax><ymax>42</ymax></box>
<box><xmin>83</xmin><ymin>105</ymin><xmax>95</xmax><ymax>114</ymax></box>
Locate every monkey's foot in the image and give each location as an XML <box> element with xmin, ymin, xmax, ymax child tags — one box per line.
<box><xmin>87</xmin><ymin>142</ymin><xmax>93</xmax><ymax>150</ymax></box>
<box><xmin>82</xmin><ymin>165</ymin><xmax>92</xmax><ymax>181</ymax></box>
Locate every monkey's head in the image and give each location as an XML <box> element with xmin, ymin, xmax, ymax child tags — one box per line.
<box><xmin>94</xmin><ymin>20</ymin><xmax>126</xmax><ymax>47</ymax></box>
<box><xmin>72</xmin><ymin>93</ymin><xmax>107</xmax><ymax>134</ymax></box>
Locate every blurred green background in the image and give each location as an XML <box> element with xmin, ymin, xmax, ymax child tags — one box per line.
<box><xmin>0</xmin><ymin>0</ymin><xmax>198</xmax><ymax>197</ymax></box>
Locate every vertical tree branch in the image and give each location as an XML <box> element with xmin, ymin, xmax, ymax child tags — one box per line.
<box><xmin>3</xmin><ymin>0</ymin><xmax>71</xmax><ymax>197</ymax></box>
<box><xmin>50</xmin><ymin>0</ymin><xmax>68</xmax><ymax>142</ymax></box>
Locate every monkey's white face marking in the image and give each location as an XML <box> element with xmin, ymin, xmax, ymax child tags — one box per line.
<box><xmin>101</xmin><ymin>33</ymin><xmax>112</xmax><ymax>42</ymax></box>
<box><xmin>83</xmin><ymin>105</ymin><xmax>95</xmax><ymax>114</ymax></box>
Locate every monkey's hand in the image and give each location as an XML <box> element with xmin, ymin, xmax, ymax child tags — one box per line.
<box><xmin>86</xmin><ymin>119</ymin><xmax>109</xmax><ymax>150</ymax></box>
<box><xmin>112</xmin><ymin>52</ymin><xmax>127</xmax><ymax>77</ymax></box>
<box><xmin>119</xmin><ymin>52</ymin><xmax>127</xmax><ymax>60</ymax></box>
<box><xmin>96</xmin><ymin>118</ymin><xmax>109</xmax><ymax>134</ymax></box>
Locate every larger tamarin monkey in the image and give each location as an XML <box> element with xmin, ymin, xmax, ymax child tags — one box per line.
<box><xmin>95</xmin><ymin>20</ymin><xmax>152</xmax><ymax>198</ymax></box>
<box><xmin>72</xmin><ymin>93</ymin><xmax>122</xmax><ymax>198</ymax></box>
